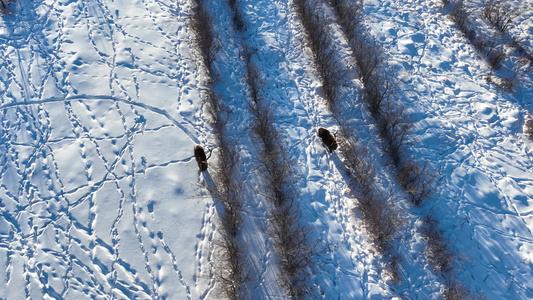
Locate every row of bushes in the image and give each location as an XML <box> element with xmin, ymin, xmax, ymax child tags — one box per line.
<box><xmin>332</xmin><ymin>0</ymin><xmax>433</xmax><ymax>206</ymax></box>
<box><xmin>447</xmin><ymin>0</ymin><xmax>507</xmax><ymax>70</ymax></box>
<box><xmin>482</xmin><ymin>1</ymin><xmax>533</xmax><ymax>149</ymax></box>
<box><xmin>328</xmin><ymin>0</ymin><xmax>476</xmax><ymax>296</ymax></box>
<box><xmin>526</xmin><ymin>117</ymin><xmax>533</xmax><ymax>139</ymax></box>
<box><xmin>293</xmin><ymin>0</ymin><xmax>342</xmax><ymax>111</ymax></box>
<box><xmin>442</xmin><ymin>0</ymin><xmax>533</xmax><ymax>90</ymax></box>
<box><xmin>190</xmin><ymin>1</ymin><xmax>248</xmax><ymax>298</ymax></box>
<box><xmin>482</xmin><ymin>0</ymin><xmax>533</xmax><ymax>68</ymax></box>
<box><xmin>243</xmin><ymin>42</ymin><xmax>314</xmax><ymax>299</ymax></box>
<box><xmin>293</xmin><ymin>0</ymin><xmax>405</xmax><ymax>283</ymax></box>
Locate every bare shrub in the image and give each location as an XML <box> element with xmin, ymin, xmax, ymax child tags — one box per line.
<box><xmin>388</xmin><ymin>254</ymin><xmax>403</xmax><ymax>284</ymax></box>
<box><xmin>330</xmin><ymin>0</ymin><xmax>395</xmax><ymax>117</ymax></box>
<box><xmin>497</xmin><ymin>74</ymin><xmax>518</xmax><ymax>91</ymax></box>
<box><xmin>190</xmin><ymin>0</ymin><xmax>218</xmax><ymax>73</ymax></box>
<box><xmin>379</xmin><ymin>103</ymin><xmax>411</xmax><ymax>165</ymax></box>
<box><xmin>215</xmin><ymin>234</ymin><xmax>249</xmax><ymax>300</ymax></box>
<box><xmin>359</xmin><ymin>194</ymin><xmax>405</xmax><ymax>254</ymax></box>
<box><xmin>190</xmin><ymin>1</ymin><xmax>248</xmax><ymax>297</ymax></box>
<box><xmin>270</xmin><ymin>195</ymin><xmax>313</xmax><ymax>299</ymax></box>
<box><xmin>525</xmin><ymin>117</ymin><xmax>533</xmax><ymax>139</ymax></box>
<box><xmin>443</xmin><ymin>279</ymin><xmax>479</xmax><ymax>300</ymax></box>
<box><xmin>337</xmin><ymin>130</ymin><xmax>373</xmax><ymax>195</ymax></box>
<box><xmin>448</xmin><ymin>0</ymin><xmax>508</xmax><ymax>70</ymax></box>
<box><xmin>228</xmin><ymin>0</ymin><xmax>246</xmax><ymax>32</ymax></box>
<box><xmin>482</xmin><ymin>0</ymin><xmax>521</xmax><ymax>33</ymax></box>
<box><xmin>294</xmin><ymin>0</ymin><xmax>342</xmax><ymax>109</ymax></box>
<box><xmin>245</xmin><ymin>54</ymin><xmax>314</xmax><ymax>298</ymax></box>
<box><xmin>338</xmin><ymin>130</ymin><xmax>405</xmax><ymax>283</ymax></box>
<box><xmin>450</xmin><ymin>0</ymin><xmax>471</xmax><ymax>35</ymax></box>
<box><xmin>397</xmin><ymin>161</ymin><xmax>434</xmax><ymax>206</ymax></box>
<box><xmin>485</xmin><ymin>42</ymin><xmax>507</xmax><ymax>70</ymax></box>
<box><xmin>330</xmin><ymin>0</ymin><xmax>364</xmax><ymax>40</ymax></box>
<box><xmin>208</xmin><ymin>136</ymin><xmax>250</xmax><ymax>300</ymax></box>
<box><xmin>421</xmin><ymin>214</ymin><xmax>455</xmax><ymax>274</ymax></box>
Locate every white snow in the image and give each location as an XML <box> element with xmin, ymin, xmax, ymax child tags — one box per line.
<box><xmin>1</xmin><ymin>0</ymin><xmax>532</xmax><ymax>298</ymax></box>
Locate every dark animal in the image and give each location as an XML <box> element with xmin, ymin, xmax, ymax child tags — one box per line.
<box><xmin>194</xmin><ymin>145</ymin><xmax>211</xmax><ymax>171</ymax></box>
<box><xmin>318</xmin><ymin>127</ymin><xmax>338</xmax><ymax>153</ymax></box>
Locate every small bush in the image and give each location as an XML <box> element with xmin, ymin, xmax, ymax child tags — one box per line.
<box><xmin>330</xmin><ymin>0</ymin><xmax>364</xmax><ymax>40</ymax></box>
<box><xmin>485</xmin><ymin>42</ymin><xmax>507</xmax><ymax>70</ymax></box>
<box><xmin>397</xmin><ymin>161</ymin><xmax>434</xmax><ymax>206</ymax></box>
<box><xmin>443</xmin><ymin>279</ymin><xmax>477</xmax><ymax>300</ymax></box>
<box><xmin>380</xmin><ymin>103</ymin><xmax>411</xmax><ymax>165</ymax></box>
<box><xmin>228</xmin><ymin>0</ymin><xmax>246</xmax><ymax>32</ymax></box>
<box><xmin>482</xmin><ymin>0</ymin><xmax>521</xmax><ymax>33</ymax></box>
<box><xmin>525</xmin><ymin>117</ymin><xmax>533</xmax><ymax>139</ymax></box>
<box><xmin>421</xmin><ymin>214</ymin><xmax>455</xmax><ymax>274</ymax></box>
<box><xmin>358</xmin><ymin>194</ymin><xmax>405</xmax><ymax>254</ymax></box>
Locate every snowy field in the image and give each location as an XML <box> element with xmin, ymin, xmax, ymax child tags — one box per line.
<box><xmin>0</xmin><ymin>0</ymin><xmax>532</xmax><ymax>298</ymax></box>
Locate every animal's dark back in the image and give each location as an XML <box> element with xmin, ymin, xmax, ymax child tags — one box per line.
<box><xmin>318</xmin><ymin>127</ymin><xmax>328</xmax><ymax>138</ymax></box>
<box><xmin>194</xmin><ymin>145</ymin><xmax>206</xmax><ymax>161</ymax></box>
<box><xmin>317</xmin><ymin>127</ymin><xmax>337</xmax><ymax>152</ymax></box>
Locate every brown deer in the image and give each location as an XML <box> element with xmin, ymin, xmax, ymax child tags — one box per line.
<box><xmin>318</xmin><ymin>127</ymin><xmax>338</xmax><ymax>153</ymax></box>
<box><xmin>194</xmin><ymin>145</ymin><xmax>211</xmax><ymax>171</ymax></box>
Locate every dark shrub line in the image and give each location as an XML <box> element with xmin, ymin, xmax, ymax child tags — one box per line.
<box><xmin>227</xmin><ymin>0</ymin><xmax>246</xmax><ymax>32</ymax></box>
<box><xmin>441</xmin><ymin>0</ymin><xmax>532</xmax><ymax>90</ymax></box>
<box><xmin>190</xmin><ymin>0</ymin><xmax>218</xmax><ymax>76</ymax></box>
<box><xmin>293</xmin><ymin>0</ymin><xmax>341</xmax><ymax>111</ymax></box>
<box><xmin>218</xmin><ymin>0</ymin><xmax>316</xmax><ymax>297</ymax></box>
<box><xmin>481</xmin><ymin>0</ymin><xmax>533</xmax><ymax>81</ymax></box>
<box><xmin>242</xmin><ymin>37</ymin><xmax>315</xmax><ymax>300</ymax></box>
<box><xmin>331</xmin><ymin>0</ymin><xmax>432</xmax><ymax>206</ymax></box>
<box><xmin>525</xmin><ymin>116</ymin><xmax>533</xmax><ymax>140</ymax></box>
<box><xmin>421</xmin><ymin>215</ymin><xmax>475</xmax><ymax>299</ymax></box>
<box><xmin>482</xmin><ymin>0</ymin><xmax>520</xmax><ymax>34</ymax></box>
<box><xmin>337</xmin><ymin>126</ymin><xmax>406</xmax><ymax>283</ymax></box>
<box><xmin>293</xmin><ymin>0</ymin><xmax>405</xmax><ymax>283</ymax></box>
<box><xmin>447</xmin><ymin>0</ymin><xmax>507</xmax><ymax>70</ymax></box>
<box><xmin>190</xmin><ymin>0</ymin><xmax>248</xmax><ymax>298</ymax></box>
<box><xmin>331</xmin><ymin>0</ymin><xmax>477</xmax><ymax>297</ymax></box>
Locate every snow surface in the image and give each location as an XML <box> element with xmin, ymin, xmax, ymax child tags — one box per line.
<box><xmin>0</xmin><ymin>0</ymin><xmax>532</xmax><ymax>298</ymax></box>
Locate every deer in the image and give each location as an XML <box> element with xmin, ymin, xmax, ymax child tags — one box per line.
<box><xmin>318</xmin><ymin>127</ymin><xmax>338</xmax><ymax>153</ymax></box>
<box><xmin>194</xmin><ymin>145</ymin><xmax>212</xmax><ymax>171</ymax></box>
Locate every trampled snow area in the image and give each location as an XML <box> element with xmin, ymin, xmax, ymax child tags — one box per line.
<box><xmin>0</xmin><ymin>0</ymin><xmax>532</xmax><ymax>299</ymax></box>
